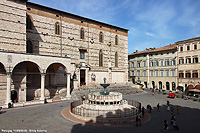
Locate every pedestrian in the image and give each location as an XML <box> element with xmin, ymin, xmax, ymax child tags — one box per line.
<box><xmin>167</xmin><ymin>105</ymin><xmax>170</xmax><ymax>112</ymax></box>
<box><xmin>142</xmin><ymin>106</ymin><xmax>145</xmax><ymax>117</ymax></box>
<box><xmin>149</xmin><ymin>105</ymin><xmax>152</xmax><ymax>113</ymax></box>
<box><xmin>163</xmin><ymin>120</ymin><xmax>169</xmax><ymax>132</ymax></box>
<box><xmin>157</xmin><ymin>103</ymin><xmax>160</xmax><ymax>112</ymax></box>
<box><xmin>146</xmin><ymin>104</ymin><xmax>149</xmax><ymax>112</ymax></box>
<box><xmin>153</xmin><ymin>91</ymin><xmax>155</xmax><ymax>95</ymax></box>
<box><xmin>173</xmin><ymin>120</ymin><xmax>179</xmax><ymax>130</ymax></box>
<box><xmin>136</xmin><ymin>115</ymin><xmax>139</xmax><ymax>127</ymax></box>
<box><xmin>177</xmin><ymin>106</ymin><xmax>180</xmax><ymax>115</ymax></box>
<box><xmin>170</xmin><ymin>106</ymin><xmax>174</xmax><ymax>115</ymax></box>
<box><xmin>167</xmin><ymin>100</ymin><xmax>170</xmax><ymax>106</ymax></box>
<box><xmin>159</xmin><ymin>89</ymin><xmax>161</xmax><ymax>94</ymax></box>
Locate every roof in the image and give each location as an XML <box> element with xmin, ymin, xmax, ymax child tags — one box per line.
<box><xmin>176</xmin><ymin>36</ymin><xmax>200</xmax><ymax>44</ymax></box>
<box><xmin>26</xmin><ymin>1</ymin><xmax>128</xmax><ymax>32</ymax></box>
<box><xmin>129</xmin><ymin>44</ymin><xmax>177</xmax><ymax>56</ymax></box>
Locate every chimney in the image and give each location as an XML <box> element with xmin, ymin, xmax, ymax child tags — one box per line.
<box><xmin>136</xmin><ymin>50</ymin><xmax>138</xmax><ymax>52</ymax></box>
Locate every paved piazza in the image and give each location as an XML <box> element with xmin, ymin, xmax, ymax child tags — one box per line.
<box><xmin>1</xmin><ymin>90</ymin><xmax>200</xmax><ymax>133</ymax></box>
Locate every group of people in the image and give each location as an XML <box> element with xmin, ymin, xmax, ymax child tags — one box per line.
<box><xmin>164</xmin><ymin>100</ymin><xmax>180</xmax><ymax>131</ymax></box>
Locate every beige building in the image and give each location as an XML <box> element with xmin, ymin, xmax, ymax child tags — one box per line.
<box><xmin>0</xmin><ymin>0</ymin><xmax>128</xmax><ymax>105</ymax></box>
<box><xmin>176</xmin><ymin>37</ymin><xmax>200</xmax><ymax>91</ymax></box>
<box><xmin>129</xmin><ymin>44</ymin><xmax>178</xmax><ymax>91</ymax></box>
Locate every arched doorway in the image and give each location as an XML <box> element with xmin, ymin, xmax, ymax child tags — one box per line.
<box><xmin>159</xmin><ymin>81</ymin><xmax>162</xmax><ymax>90</ymax></box>
<box><xmin>187</xmin><ymin>84</ymin><xmax>194</xmax><ymax>90</ymax></box>
<box><xmin>166</xmin><ymin>82</ymin><xmax>170</xmax><ymax>90</ymax></box>
<box><xmin>172</xmin><ymin>82</ymin><xmax>176</xmax><ymax>90</ymax></box>
<box><xmin>12</xmin><ymin>61</ymin><xmax>41</xmax><ymax>102</ymax></box>
<box><xmin>152</xmin><ymin>81</ymin><xmax>155</xmax><ymax>89</ymax></box>
<box><xmin>0</xmin><ymin>62</ymin><xmax>7</xmax><ymax>105</ymax></box>
<box><xmin>195</xmin><ymin>85</ymin><xmax>200</xmax><ymax>90</ymax></box>
<box><xmin>11</xmin><ymin>90</ymin><xmax>17</xmax><ymax>103</ymax></box>
<box><xmin>46</xmin><ymin>63</ymin><xmax>67</xmax><ymax>98</ymax></box>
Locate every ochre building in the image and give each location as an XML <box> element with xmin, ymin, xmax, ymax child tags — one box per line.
<box><xmin>0</xmin><ymin>0</ymin><xmax>128</xmax><ymax>105</ymax></box>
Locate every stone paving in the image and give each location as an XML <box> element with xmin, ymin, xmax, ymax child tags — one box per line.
<box><xmin>0</xmin><ymin>89</ymin><xmax>200</xmax><ymax>133</ymax></box>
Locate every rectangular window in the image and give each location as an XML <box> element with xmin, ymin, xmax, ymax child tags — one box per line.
<box><xmin>165</xmin><ymin>60</ymin><xmax>169</xmax><ymax>66</ymax></box>
<box><xmin>137</xmin><ymin>62</ymin><xmax>140</xmax><ymax>68</ymax></box>
<box><xmin>179</xmin><ymin>73</ymin><xmax>184</xmax><ymax>78</ymax></box>
<box><xmin>160</xmin><ymin>71</ymin><xmax>164</xmax><ymax>77</ymax></box>
<box><xmin>80</xmin><ymin>51</ymin><xmax>85</xmax><ymax>59</ymax></box>
<box><xmin>186</xmin><ymin>57</ymin><xmax>191</xmax><ymax>64</ymax></box>
<box><xmin>155</xmin><ymin>71</ymin><xmax>158</xmax><ymax>77</ymax></box>
<box><xmin>131</xmin><ymin>62</ymin><xmax>134</xmax><ymax>68</ymax></box>
<box><xmin>179</xmin><ymin>58</ymin><xmax>184</xmax><ymax>64</ymax></box>
<box><xmin>143</xmin><ymin>61</ymin><xmax>146</xmax><ymax>67</ymax></box>
<box><xmin>166</xmin><ymin>71</ymin><xmax>169</xmax><ymax>77</ymax></box>
<box><xmin>144</xmin><ymin>71</ymin><xmax>146</xmax><ymax>77</ymax></box>
<box><xmin>150</xmin><ymin>71</ymin><xmax>153</xmax><ymax>77</ymax></box>
<box><xmin>187</xmin><ymin>45</ymin><xmax>190</xmax><ymax>51</ymax></box>
<box><xmin>132</xmin><ymin>71</ymin><xmax>134</xmax><ymax>76</ymax></box>
<box><xmin>137</xmin><ymin>71</ymin><xmax>140</xmax><ymax>76</ymax></box>
<box><xmin>192</xmin><ymin>70</ymin><xmax>198</xmax><ymax>78</ymax></box>
<box><xmin>161</xmin><ymin>60</ymin><xmax>164</xmax><ymax>66</ymax></box>
<box><xmin>185</xmin><ymin>72</ymin><xmax>191</xmax><ymax>78</ymax></box>
<box><xmin>193</xmin><ymin>56</ymin><xmax>198</xmax><ymax>63</ymax></box>
<box><xmin>172</xmin><ymin>71</ymin><xmax>175</xmax><ymax>77</ymax></box>
<box><xmin>180</xmin><ymin>46</ymin><xmax>183</xmax><ymax>51</ymax></box>
<box><xmin>194</xmin><ymin>44</ymin><xmax>197</xmax><ymax>50</ymax></box>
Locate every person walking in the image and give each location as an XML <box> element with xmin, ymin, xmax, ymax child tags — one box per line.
<box><xmin>157</xmin><ymin>103</ymin><xmax>160</xmax><ymax>112</ymax></box>
<box><xmin>142</xmin><ymin>106</ymin><xmax>145</xmax><ymax>117</ymax></box>
<box><xmin>163</xmin><ymin>120</ymin><xmax>169</xmax><ymax>132</ymax></box>
<box><xmin>136</xmin><ymin>115</ymin><xmax>139</xmax><ymax>127</ymax></box>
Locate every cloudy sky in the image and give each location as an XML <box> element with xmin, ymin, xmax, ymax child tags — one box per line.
<box><xmin>29</xmin><ymin>0</ymin><xmax>200</xmax><ymax>54</ymax></box>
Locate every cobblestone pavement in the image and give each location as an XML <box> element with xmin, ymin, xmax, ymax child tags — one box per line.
<box><xmin>0</xmin><ymin>89</ymin><xmax>200</xmax><ymax>133</ymax></box>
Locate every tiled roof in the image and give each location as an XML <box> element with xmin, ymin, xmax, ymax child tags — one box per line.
<box><xmin>129</xmin><ymin>44</ymin><xmax>177</xmax><ymax>56</ymax></box>
<box><xmin>176</xmin><ymin>36</ymin><xmax>200</xmax><ymax>44</ymax></box>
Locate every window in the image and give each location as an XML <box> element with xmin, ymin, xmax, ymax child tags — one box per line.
<box><xmin>115</xmin><ymin>35</ymin><xmax>118</xmax><ymax>45</ymax></box>
<box><xmin>171</xmin><ymin>59</ymin><xmax>176</xmax><ymax>66</ymax></box>
<box><xmin>187</xmin><ymin>45</ymin><xmax>190</xmax><ymax>51</ymax></box>
<box><xmin>179</xmin><ymin>72</ymin><xmax>184</xmax><ymax>78</ymax></box>
<box><xmin>150</xmin><ymin>61</ymin><xmax>153</xmax><ymax>67</ymax></box>
<box><xmin>185</xmin><ymin>72</ymin><xmax>191</xmax><ymax>78</ymax></box>
<box><xmin>26</xmin><ymin>40</ymin><xmax>33</xmax><ymax>53</ymax></box>
<box><xmin>186</xmin><ymin>57</ymin><xmax>191</xmax><ymax>64</ymax></box>
<box><xmin>172</xmin><ymin>70</ymin><xmax>175</xmax><ymax>77</ymax></box>
<box><xmin>155</xmin><ymin>71</ymin><xmax>158</xmax><ymax>77</ymax></box>
<box><xmin>80</xmin><ymin>50</ymin><xmax>85</xmax><ymax>59</ymax></box>
<box><xmin>115</xmin><ymin>52</ymin><xmax>118</xmax><ymax>67</ymax></box>
<box><xmin>55</xmin><ymin>22</ymin><xmax>60</xmax><ymax>35</ymax></box>
<box><xmin>131</xmin><ymin>62</ymin><xmax>134</xmax><ymax>68</ymax></box>
<box><xmin>160</xmin><ymin>71</ymin><xmax>164</xmax><ymax>77</ymax></box>
<box><xmin>165</xmin><ymin>60</ymin><xmax>169</xmax><ymax>66</ymax></box>
<box><xmin>179</xmin><ymin>58</ymin><xmax>184</xmax><ymax>64</ymax></box>
<box><xmin>155</xmin><ymin>61</ymin><xmax>159</xmax><ymax>66</ymax></box>
<box><xmin>150</xmin><ymin>71</ymin><xmax>153</xmax><ymax>77</ymax></box>
<box><xmin>143</xmin><ymin>71</ymin><xmax>146</xmax><ymax>77</ymax></box>
<box><xmin>193</xmin><ymin>56</ymin><xmax>198</xmax><ymax>63</ymax></box>
<box><xmin>161</xmin><ymin>60</ymin><xmax>164</xmax><ymax>66</ymax></box>
<box><xmin>99</xmin><ymin>32</ymin><xmax>103</xmax><ymax>43</ymax></box>
<box><xmin>166</xmin><ymin>71</ymin><xmax>169</xmax><ymax>77</ymax></box>
<box><xmin>80</xmin><ymin>27</ymin><xmax>84</xmax><ymax>39</ymax></box>
<box><xmin>194</xmin><ymin>43</ymin><xmax>197</xmax><ymax>50</ymax></box>
<box><xmin>132</xmin><ymin>71</ymin><xmax>135</xmax><ymax>76</ymax></box>
<box><xmin>137</xmin><ymin>71</ymin><xmax>140</xmax><ymax>76</ymax></box>
<box><xmin>26</xmin><ymin>14</ymin><xmax>32</xmax><ymax>29</ymax></box>
<box><xmin>99</xmin><ymin>50</ymin><xmax>103</xmax><ymax>67</ymax></box>
<box><xmin>180</xmin><ymin>46</ymin><xmax>183</xmax><ymax>51</ymax></box>
<box><xmin>192</xmin><ymin>70</ymin><xmax>198</xmax><ymax>78</ymax></box>
<box><xmin>143</xmin><ymin>61</ymin><xmax>146</xmax><ymax>67</ymax></box>
<box><xmin>138</xmin><ymin>62</ymin><xmax>140</xmax><ymax>67</ymax></box>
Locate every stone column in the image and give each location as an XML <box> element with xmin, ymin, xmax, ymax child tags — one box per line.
<box><xmin>66</xmin><ymin>73</ymin><xmax>71</xmax><ymax>99</ymax></box>
<box><xmin>6</xmin><ymin>72</ymin><xmax>12</xmax><ymax>104</ymax></box>
<box><xmin>40</xmin><ymin>73</ymin><xmax>46</xmax><ymax>101</ymax></box>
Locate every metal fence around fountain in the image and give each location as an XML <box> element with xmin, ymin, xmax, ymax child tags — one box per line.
<box><xmin>70</xmin><ymin>99</ymin><xmax>141</xmax><ymax>119</ymax></box>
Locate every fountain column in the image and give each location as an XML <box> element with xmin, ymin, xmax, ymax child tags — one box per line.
<box><xmin>66</xmin><ymin>73</ymin><xmax>71</xmax><ymax>99</ymax></box>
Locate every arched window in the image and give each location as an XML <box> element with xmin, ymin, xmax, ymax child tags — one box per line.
<box><xmin>99</xmin><ymin>50</ymin><xmax>103</xmax><ymax>67</ymax></box>
<box><xmin>80</xmin><ymin>27</ymin><xmax>84</xmax><ymax>39</ymax></box>
<box><xmin>99</xmin><ymin>32</ymin><xmax>103</xmax><ymax>43</ymax></box>
<box><xmin>26</xmin><ymin>14</ymin><xmax>32</xmax><ymax>29</ymax></box>
<box><xmin>115</xmin><ymin>52</ymin><xmax>118</xmax><ymax>67</ymax></box>
<box><xmin>55</xmin><ymin>22</ymin><xmax>60</xmax><ymax>35</ymax></box>
<box><xmin>26</xmin><ymin>40</ymin><xmax>33</xmax><ymax>53</ymax></box>
<box><xmin>115</xmin><ymin>35</ymin><xmax>118</xmax><ymax>45</ymax></box>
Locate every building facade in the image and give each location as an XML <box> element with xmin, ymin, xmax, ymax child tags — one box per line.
<box><xmin>176</xmin><ymin>37</ymin><xmax>200</xmax><ymax>91</ymax></box>
<box><xmin>129</xmin><ymin>44</ymin><xmax>178</xmax><ymax>91</ymax></box>
<box><xmin>0</xmin><ymin>0</ymin><xmax>128</xmax><ymax>105</ymax></box>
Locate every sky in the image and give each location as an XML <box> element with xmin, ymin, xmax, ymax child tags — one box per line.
<box><xmin>29</xmin><ymin>0</ymin><xmax>200</xmax><ymax>54</ymax></box>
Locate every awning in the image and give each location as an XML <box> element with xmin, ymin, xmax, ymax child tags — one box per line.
<box><xmin>188</xmin><ymin>89</ymin><xmax>200</xmax><ymax>92</ymax></box>
<box><xmin>195</xmin><ymin>85</ymin><xmax>200</xmax><ymax>90</ymax></box>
